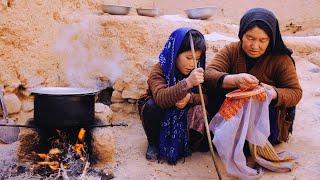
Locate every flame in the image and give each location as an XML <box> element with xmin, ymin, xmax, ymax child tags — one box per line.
<box><xmin>73</xmin><ymin>143</ymin><xmax>84</xmax><ymax>155</ymax></box>
<box><xmin>73</xmin><ymin>128</ymin><xmax>87</xmax><ymax>161</ymax></box>
<box><xmin>78</xmin><ymin>128</ymin><xmax>86</xmax><ymax>143</ymax></box>
<box><xmin>34</xmin><ymin>128</ymin><xmax>88</xmax><ymax>172</ymax></box>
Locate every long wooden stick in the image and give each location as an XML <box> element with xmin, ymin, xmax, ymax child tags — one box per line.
<box><xmin>189</xmin><ymin>33</ymin><xmax>222</xmax><ymax>180</ymax></box>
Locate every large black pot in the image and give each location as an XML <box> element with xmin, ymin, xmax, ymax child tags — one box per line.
<box><xmin>31</xmin><ymin>87</ymin><xmax>99</xmax><ymax>128</ymax></box>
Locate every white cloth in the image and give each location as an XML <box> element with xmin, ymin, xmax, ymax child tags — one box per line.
<box><xmin>209</xmin><ymin>90</ymin><xmax>272</xmax><ymax>179</ymax></box>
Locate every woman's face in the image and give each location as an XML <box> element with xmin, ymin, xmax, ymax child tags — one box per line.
<box><xmin>242</xmin><ymin>26</ymin><xmax>270</xmax><ymax>58</ymax></box>
<box><xmin>176</xmin><ymin>50</ymin><xmax>201</xmax><ymax>75</ymax></box>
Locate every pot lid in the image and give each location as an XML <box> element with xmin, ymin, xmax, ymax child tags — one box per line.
<box><xmin>30</xmin><ymin>87</ymin><xmax>100</xmax><ymax>95</ymax></box>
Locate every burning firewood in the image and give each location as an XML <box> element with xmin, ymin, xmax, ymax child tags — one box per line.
<box><xmin>78</xmin><ymin>128</ymin><xmax>86</xmax><ymax>143</ymax></box>
<box><xmin>37</xmin><ymin>153</ymin><xmax>48</xmax><ymax>160</ymax></box>
<box><xmin>73</xmin><ymin>143</ymin><xmax>86</xmax><ymax>161</ymax></box>
<box><xmin>49</xmin><ymin>148</ymin><xmax>61</xmax><ymax>155</ymax></box>
<box><xmin>37</xmin><ymin>161</ymin><xmax>60</xmax><ymax>171</ymax></box>
<box><xmin>31</xmin><ymin>128</ymin><xmax>91</xmax><ymax>177</ymax></box>
<box><xmin>71</xmin><ymin>128</ymin><xmax>87</xmax><ymax>161</ymax></box>
<box><xmin>73</xmin><ymin>144</ymin><xmax>84</xmax><ymax>153</ymax></box>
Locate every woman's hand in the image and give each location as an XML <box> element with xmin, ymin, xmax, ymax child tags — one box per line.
<box><xmin>175</xmin><ymin>93</ymin><xmax>191</xmax><ymax>109</ymax></box>
<box><xmin>186</xmin><ymin>68</ymin><xmax>204</xmax><ymax>88</ymax></box>
<box><xmin>260</xmin><ymin>83</ymin><xmax>278</xmax><ymax>100</ymax></box>
<box><xmin>233</xmin><ymin>73</ymin><xmax>259</xmax><ymax>90</ymax></box>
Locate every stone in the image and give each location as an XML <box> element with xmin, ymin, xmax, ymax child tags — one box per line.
<box><xmin>3</xmin><ymin>93</ymin><xmax>21</xmax><ymax>114</ymax></box>
<box><xmin>91</xmin><ymin>128</ymin><xmax>116</xmax><ymax>168</ymax></box>
<box><xmin>113</xmin><ymin>80</ymin><xmax>126</xmax><ymax>92</ymax></box>
<box><xmin>21</xmin><ymin>88</ymin><xmax>33</xmax><ymax>97</ymax></box>
<box><xmin>299</xmin><ymin>75</ymin><xmax>312</xmax><ymax>81</ymax></box>
<box><xmin>21</xmin><ymin>76</ymin><xmax>44</xmax><ymax>88</ymax></box>
<box><xmin>308</xmin><ymin>53</ymin><xmax>320</xmax><ymax>67</ymax></box>
<box><xmin>95</xmin><ymin>103</ymin><xmax>113</xmax><ymax>123</ymax></box>
<box><xmin>22</xmin><ymin>101</ymin><xmax>34</xmax><ymax>112</ymax></box>
<box><xmin>111</xmin><ymin>90</ymin><xmax>125</xmax><ymax>103</ymax></box>
<box><xmin>127</xmin><ymin>99</ymin><xmax>136</xmax><ymax>104</ymax></box>
<box><xmin>308</xmin><ymin>67</ymin><xmax>320</xmax><ymax>73</ymax></box>
<box><xmin>110</xmin><ymin>102</ymin><xmax>137</xmax><ymax>114</ymax></box>
<box><xmin>110</xmin><ymin>103</ymin><xmax>122</xmax><ymax>112</ymax></box>
<box><xmin>119</xmin><ymin>81</ymin><xmax>146</xmax><ymax>100</ymax></box>
<box><xmin>313</xmin><ymin>88</ymin><xmax>320</xmax><ymax>97</ymax></box>
<box><xmin>284</xmin><ymin>37</ymin><xmax>320</xmax><ymax>55</ymax></box>
<box><xmin>0</xmin><ymin>61</ymin><xmax>21</xmax><ymax>93</ymax></box>
<box><xmin>121</xmin><ymin>88</ymin><xmax>142</xmax><ymax>100</ymax></box>
<box><xmin>95</xmin><ymin>103</ymin><xmax>107</xmax><ymax>113</ymax></box>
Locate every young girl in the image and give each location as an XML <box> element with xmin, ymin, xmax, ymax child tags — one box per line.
<box><xmin>138</xmin><ymin>28</ymin><xmax>208</xmax><ymax>164</ymax></box>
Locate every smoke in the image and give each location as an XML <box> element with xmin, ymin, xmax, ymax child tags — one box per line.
<box><xmin>55</xmin><ymin>16</ymin><xmax>124</xmax><ymax>90</ymax></box>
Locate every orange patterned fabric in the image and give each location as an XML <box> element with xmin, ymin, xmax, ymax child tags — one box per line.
<box><xmin>219</xmin><ymin>92</ymin><xmax>267</xmax><ymax>120</ymax></box>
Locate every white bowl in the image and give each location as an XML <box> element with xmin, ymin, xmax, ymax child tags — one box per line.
<box><xmin>136</xmin><ymin>8</ymin><xmax>159</xmax><ymax>17</ymax></box>
<box><xmin>184</xmin><ymin>6</ymin><xmax>217</xmax><ymax>20</ymax></box>
<box><xmin>102</xmin><ymin>5</ymin><xmax>131</xmax><ymax>15</ymax></box>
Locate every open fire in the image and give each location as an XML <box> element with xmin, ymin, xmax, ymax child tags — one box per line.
<box><xmin>32</xmin><ymin>128</ymin><xmax>88</xmax><ymax>173</ymax></box>
<box><xmin>0</xmin><ymin>116</ymin><xmax>119</xmax><ymax>179</ymax></box>
<box><xmin>29</xmin><ymin>127</ymin><xmax>93</xmax><ymax>177</ymax></box>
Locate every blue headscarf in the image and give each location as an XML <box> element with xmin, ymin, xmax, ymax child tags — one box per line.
<box><xmin>158</xmin><ymin>27</ymin><xmax>206</xmax><ymax>164</ymax></box>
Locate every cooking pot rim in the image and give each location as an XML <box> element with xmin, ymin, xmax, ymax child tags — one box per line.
<box><xmin>30</xmin><ymin>87</ymin><xmax>100</xmax><ymax>95</ymax></box>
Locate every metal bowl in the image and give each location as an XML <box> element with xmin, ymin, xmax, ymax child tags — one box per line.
<box><xmin>136</xmin><ymin>8</ymin><xmax>159</xmax><ymax>17</ymax></box>
<box><xmin>102</xmin><ymin>5</ymin><xmax>131</xmax><ymax>15</ymax></box>
<box><xmin>184</xmin><ymin>6</ymin><xmax>217</xmax><ymax>20</ymax></box>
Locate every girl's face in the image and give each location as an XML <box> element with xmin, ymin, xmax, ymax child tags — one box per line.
<box><xmin>242</xmin><ymin>26</ymin><xmax>270</xmax><ymax>58</ymax></box>
<box><xmin>176</xmin><ymin>50</ymin><xmax>201</xmax><ymax>75</ymax></box>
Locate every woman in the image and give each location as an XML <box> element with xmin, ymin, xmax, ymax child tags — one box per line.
<box><xmin>205</xmin><ymin>8</ymin><xmax>302</xmax><ymax>145</ymax></box>
<box><xmin>138</xmin><ymin>28</ymin><xmax>208</xmax><ymax>164</ymax></box>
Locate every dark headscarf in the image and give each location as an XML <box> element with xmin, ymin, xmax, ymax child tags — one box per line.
<box><xmin>158</xmin><ymin>27</ymin><xmax>206</xmax><ymax>164</ymax></box>
<box><xmin>238</xmin><ymin>8</ymin><xmax>293</xmax><ymax>57</ymax></box>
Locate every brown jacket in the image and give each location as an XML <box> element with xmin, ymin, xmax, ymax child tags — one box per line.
<box><xmin>146</xmin><ymin>63</ymin><xmax>207</xmax><ymax>109</ymax></box>
<box><xmin>205</xmin><ymin>41</ymin><xmax>302</xmax><ymax>141</ymax></box>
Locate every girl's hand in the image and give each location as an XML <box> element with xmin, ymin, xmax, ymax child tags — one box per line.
<box><xmin>260</xmin><ymin>83</ymin><xmax>278</xmax><ymax>100</ymax></box>
<box><xmin>186</xmin><ymin>68</ymin><xmax>204</xmax><ymax>88</ymax></box>
<box><xmin>175</xmin><ymin>93</ymin><xmax>191</xmax><ymax>109</ymax></box>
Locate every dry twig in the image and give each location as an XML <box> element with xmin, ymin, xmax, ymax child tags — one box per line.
<box><xmin>60</xmin><ymin>163</ymin><xmax>69</xmax><ymax>180</ymax></box>
<box><xmin>80</xmin><ymin>161</ymin><xmax>90</xmax><ymax>179</ymax></box>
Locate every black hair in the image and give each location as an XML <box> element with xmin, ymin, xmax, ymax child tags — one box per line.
<box><xmin>177</xmin><ymin>29</ymin><xmax>206</xmax><ymax>56</ymax></box>
<box><xmin>242</xmin><ymin>20</ymin><xmax>272</xmax><ymax>41</ymax></box>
